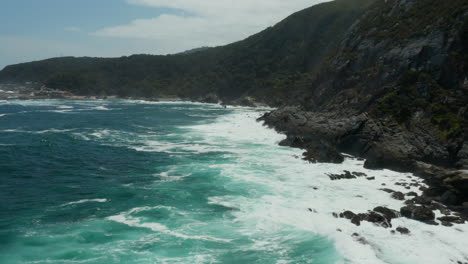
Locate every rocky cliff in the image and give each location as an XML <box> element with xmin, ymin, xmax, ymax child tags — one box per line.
<box><xmin>261</xmin><ymin>0</ymin><xmax>468</xmax><ymax>214</ymax></box>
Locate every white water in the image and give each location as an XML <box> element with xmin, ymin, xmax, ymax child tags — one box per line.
<box><xmin>183</xmin><ymin>109</ymin><xmax>468</xmax><ymax>264</ymax></box>
<box><xmin>61</xmin><ymin>199</ymin><xmax>109</xmax><ymax>206</ymax></box>
<box><xmin>5</xmin><ymin>99</ymin><xmax>467</xmax><ymax>263</ymax></box>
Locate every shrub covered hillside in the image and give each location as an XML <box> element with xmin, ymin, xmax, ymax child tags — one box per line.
<box><xmin>0</xmin><ymin>0</ymin><xmax>375</xmax><ymax>103</ymax></box>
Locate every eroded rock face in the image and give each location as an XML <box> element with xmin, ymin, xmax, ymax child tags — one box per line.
<box><xmin>260</xmin><ymin>107</ymin><xmax>461</xmax><ymax>172</ymax></box>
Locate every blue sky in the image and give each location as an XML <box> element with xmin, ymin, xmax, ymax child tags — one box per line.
<box><xmin>0</xmin><ymin>0</ymin><xmax>326</xmax><ymax>69</ymax></box>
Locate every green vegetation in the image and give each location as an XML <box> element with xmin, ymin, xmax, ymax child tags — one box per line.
<box><xmin>432</xmin><ymin>105</ymin><xmax>462</xmax><ymax>138</ymax></box>
<box><xmin>355</xmin><ymin>0</ymin><xmax>468</xmax><ymax>40</ymax></box>
<box><xmin>376</xmin><ymin>70</ymin><xmax>463</xmax><ymax>139</ymax></box>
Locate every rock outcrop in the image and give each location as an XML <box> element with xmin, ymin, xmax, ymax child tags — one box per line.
<box><xmin>261</xmin><ymin>0</ymin><xmax>468</xmax><ymax>214</ymax></box>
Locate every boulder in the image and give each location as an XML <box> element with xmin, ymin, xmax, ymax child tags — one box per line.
<box><xmin>400</xmin><ymin>205</ymin><xmax>435</xmax><ymax>222</ymax></box>
<box><xmin>391</xmin><ymin>192</ymin><xmax>405</xmax><ymax>200</ymax></box>
<box><xmin>374</xmin><ymin>206</ymin><xmax>400</xmax><ymax>220</ymax></box>
<box><xmin>396</xmin><ymin>227</ymin><xmax>410</xmax><ymax>235</ymax></box>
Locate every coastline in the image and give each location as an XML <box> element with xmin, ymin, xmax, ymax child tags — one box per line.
<box><xmin>2</xmin><ymin>98</ymin><xmax>468</xmax><ymax>263</ymax></box>
<box><xmin>259</xmin><ymin>106</ymin><xmax>468</xmax><ymax>221</ymax></box>
<box><xmin>2</xmin><ymin>91</ymin><xmax>467</xmax><ymax>221</ymax></box>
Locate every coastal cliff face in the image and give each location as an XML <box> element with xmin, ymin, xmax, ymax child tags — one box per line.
<box><xmin>265</xmin><ymin>0</ymin><xmax>468</xmax><ymax>168</ymax></box>
<box><xmin>261</xmin><ymin>0</ymin><xmax>468</xmax><ymax>212</ymax></box>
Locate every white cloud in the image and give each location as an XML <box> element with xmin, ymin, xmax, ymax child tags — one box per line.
<box><xmin>1</xmin><ymin>1</ymin><xmax>332</xmax><ymax>69</ymax></box>
<box><xmin>95</xmin><ymin>0</ymin><xmax>330</xmax><ymax>53</ymax></box>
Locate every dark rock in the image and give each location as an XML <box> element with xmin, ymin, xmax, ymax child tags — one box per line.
<box><xmin>367</xmin><ymin>177</ymin><xmax>376</xmax><ymax>180</ymax></box>
<box><xmin>400</xmin><ymin>205</ymin><xmax>435</xmax><ymax>222</ymax></box>
<box><xmin>426</xmin><ymin>220</ymin><xmax>440</xmax><ymax>226</ymax></box>
<box><xmin>380</xmin><ymin>188</ymin><xmax>396</xmax><ymax>193</ymax></box>
<box><xmin>351</xmin><ymin>216</ymin><xmax>361</xmax><ymax>226</ymax></box>
<box><xmin>328</xmin><ymin>171</ymin><xmax>357</xmax><ymax>180</ymax></box>
<box><xmin>406</xmin><ymin>192</ymin><xmax>418</xmax><ymax>197</ymax></box>
<box><xmin>339</xmin><ymin>211</ymin><xmax>357</xmax><ymax>220</ymax></box>
<box><xmin>340</xmin><ymin>208</ymin><xmax>397</xmax><ymax>228</ymax></box>
<box><xmin>440</xmin><ymin>190</ymin><xmax>459</xmax><ymax>205</ymax></box>
<box><xmin>352</xmin><ymin>172</ymin><xmax>367</xmax><ymax>177</ymax></box>
<box><xmin>437</xmin><ymin>216</ymin><xmax>465</xmax><ymax>224</ymax></box>
<box><xmin>361</xmin><ymin>211</ymin><xmax>392</xmax><ymax>228</ymax></box>
<box><xmin>391</xmin><ymin>192</ymin><xmax>405</xmax><ymax>200</ymax></box>
<box><xmin>396</xmin><ymin>227</ymin><xmax>410</xmax><ymax>235</ymax></box>
<box><xmin>410</xmin><ymin>196</ymin><xmax>433</xmax><ymax>205</ymax></box>
<box><xmin>373</xmin><ymin>206</ymin><xmax>399</xmax><ymax>220</ymax></box>
<box><xmin>429</xmin><ymin>201</ymin><xmax>445</xmax><ymax>210</ymax></box>
<box><xmin>441</xmin><ymin>221</ymin><xmax>453</xmax><ymax>227</ymax></box>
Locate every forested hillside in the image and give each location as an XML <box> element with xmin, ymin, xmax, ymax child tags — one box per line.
<box><xmin>0</xmin><ymin>0</ymin><xmax>375</xmax><ymax>104</ymax></box>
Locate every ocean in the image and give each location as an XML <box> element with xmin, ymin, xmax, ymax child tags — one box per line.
<box><xmin>0</xmin><ymin>99</ymin><xmax>467</xmax><ymax>264</ymax></box>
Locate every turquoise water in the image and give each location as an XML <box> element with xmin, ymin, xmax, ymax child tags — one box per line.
<box><xmin>0</xmin><ymin>100</ymin><xmax>341</xmax><ymax>264</ymax></box>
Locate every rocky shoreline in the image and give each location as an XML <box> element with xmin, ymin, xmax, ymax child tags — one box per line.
<box><xmin>259</xmin><ymin>107</ymin><xmax>468</xmax><ymax>223</ymax></box>
<box><xmin>3</xmin><ymin>83</ymin><xmax>467</xmax><ymax>226</ymax></box>
<box><xmin>0</xmin><ymin>82</ymin><xmax>191</xmax><ymax>102</ymax></box>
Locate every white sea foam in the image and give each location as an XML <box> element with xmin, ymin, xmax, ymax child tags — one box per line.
<box><xmin>61</xmin><ymin>199</ymin><xmax>108</xmax><ymax>206</ymax></box>
<box><xmin>93</xmin><ymin>106</ymin><xmax>110</xmax><ymax>111</ymax></box>
<box><xmin>72</xmin><ymin>133</ymin><xmax>91</xmax><ymax>141</ymax></box>
<box><xmin>155</xmin><ymin>254</ymin><xmax>218</xmax><ymax>264</ymax></box>
<box><xmin>187</xmin><ymin>109</ymin><xmax>468</xmax><ymax>264</ymax></box>
<box><xmin>57</xmin><ymin>105</ymin><xmax>74</xmax><ymax>109</ymax></box>
<box><xmin>34</xmin><ymin>128</ymin><xmax>77</xmax><ymax>134</ymax></box>
<box><xmin>154</xmin><ymin>170</ymin><xmax>192</xmax><ymax>183</ymax></box>
<box><xmin>0</xmin><ymin>128</ymin><xmax>76</xmax><ymax>134</ymax></box>
<box><xmin>130</xmin><ymin>139</ymin><xmax>249</xmax><ymax>155</ymax></box>
<box><xmin>107</xmin><ymin>207</ymin><xmax>232</xmax><ymax>243</ymax></box>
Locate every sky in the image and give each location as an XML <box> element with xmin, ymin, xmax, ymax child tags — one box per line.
<box><xmin>0</xmin><ymin>0</ymin><xmax>329</xmax><ymax>70</ymax></box>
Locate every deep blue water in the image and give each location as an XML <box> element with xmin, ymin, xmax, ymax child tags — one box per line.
<box><xmin>0</xmin><ymin>100</ymin><xmax>341</xmax><ymax>264</ymax></box>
